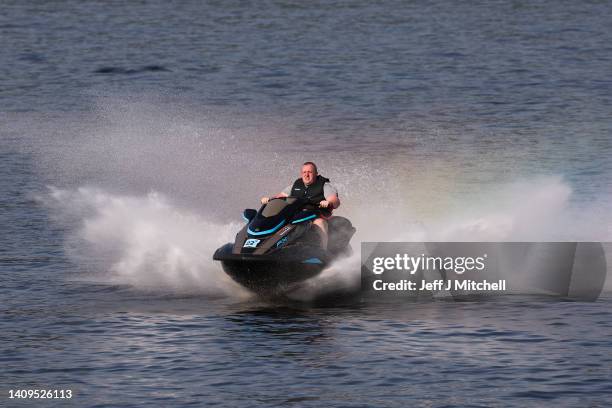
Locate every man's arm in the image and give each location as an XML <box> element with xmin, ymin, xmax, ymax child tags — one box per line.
<box><xmin>261</xmin><ymin>186</ymin><xmax>290</xmax><ymax>204</ymax></box>
<box><xmin>320</xmin><ymin>183</ymin><xmax>340</xmax><ymax>209</ymax></box>
<box><xmin>321</xmin><ymin>194</ymin><xmax>340</xmax><ymax>209</ymax></box>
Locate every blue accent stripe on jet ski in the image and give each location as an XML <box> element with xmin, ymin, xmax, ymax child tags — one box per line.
<box><xmin>242</xmin><ymin>214</ymin><xmax>250</xmax><ymax>223</ymax></box>
<box><xmin>247</xmin><ymin>220</ymin><xmax>286</xmax><ymax>236</ymax></box>
<box><xmin>302</xmin><ymin>257</ymin><xmax>323</xmax><ymax>264</ymax></box>
<box><xmin>291</xmin><ymin>214</ymin><xmax>317</xmax><ymax>224</ymax></box>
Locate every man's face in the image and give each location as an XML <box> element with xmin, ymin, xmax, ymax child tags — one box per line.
<box><xmin>301</xmin><ymin>164</ymin><xmax>317</xmax><ymax>185</ymax></box>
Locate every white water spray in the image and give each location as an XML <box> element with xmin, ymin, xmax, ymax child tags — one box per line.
<box><xmin>46</xmin><ymin>187</ymin><xmax>248</xmax><ymax>296</ymax></box>
<box><xmin>24</xmin><ymin>97</ymin><xmax>611</xmax><ymax>297</ymax></box>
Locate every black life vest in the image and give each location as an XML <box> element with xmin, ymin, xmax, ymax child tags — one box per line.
<box><xmin>291</xmin><ymin>175</ymin><xmax>330</xmax><ymax>207</ymax></box>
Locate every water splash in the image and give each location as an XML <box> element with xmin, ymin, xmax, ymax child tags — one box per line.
<box><xmin>26</xmin><ymin>98</ymin><xmax>611</xmax><ymax>297</ymax></box>
<box><xmin>46</xmin><ymin>187</ymin><xmax>248</xmax><ymax>296</ymax></box>
<box><xmin>295</xmin><ymin>176</ymin><xmax>612</xmax><ymax>300</ymax></box>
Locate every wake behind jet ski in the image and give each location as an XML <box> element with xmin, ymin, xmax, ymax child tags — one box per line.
<box><xmin>213</xmin><ymin>196</ymin><xmax>356</xmax><ymax>294</ymax></box>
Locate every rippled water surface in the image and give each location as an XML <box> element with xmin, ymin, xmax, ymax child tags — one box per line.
<box><xmin>2</xmin><ymin>1</ymin><xmax>612</xmax><ymax>406</ymax></box>
<box><xmin>3</xmin><ymin>288</ymin><xmax>612</xmax><ymax>407</ymax></box>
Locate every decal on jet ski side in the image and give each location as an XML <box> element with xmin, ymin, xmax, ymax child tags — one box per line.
<box><xmin>276</xmin><ymin>236</ymin><xmax>288</xmax><ymax>248</ymax></box>
<box><xmin>243</xmin><ymin>239</ymin><xmax>260</xmax><ymax>248</ymax></box>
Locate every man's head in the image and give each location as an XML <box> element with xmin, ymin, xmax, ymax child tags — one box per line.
<box><xmin>301</xmin><ymin>162</ymin><xmax>318</xmax><ymax>185</ymax></box>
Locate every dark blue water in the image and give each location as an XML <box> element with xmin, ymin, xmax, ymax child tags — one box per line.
<box><xmin>2</xmin><ymin>1</ymin><xmax>612</xmax><ymax>406</ymax></box>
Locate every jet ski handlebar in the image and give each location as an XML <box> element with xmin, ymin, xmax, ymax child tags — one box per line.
<box><xmin>268</xmin><ymin>196</ymin><xmax>326</xmax><ymax>208</ymax></box>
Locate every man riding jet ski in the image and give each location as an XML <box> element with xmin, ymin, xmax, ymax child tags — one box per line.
<box><xmin>213</xmin><ymin>162</ymin><xmax>356</xmax><ymax>293</ymax></box>
<box><xmin>262</xmin><ymin>161</ymin><xmax>338</xmax><ymax>250</ymax></box>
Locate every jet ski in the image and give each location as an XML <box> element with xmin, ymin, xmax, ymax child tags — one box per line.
<box><xmin>213</xmin><ymin>197</ymin><xmax>356</xmax><ymax>294</ymax></box>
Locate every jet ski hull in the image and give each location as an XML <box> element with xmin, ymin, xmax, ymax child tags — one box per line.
<box><xmin>214</xmin><ymin>243</ymin><xmax>328</xmax><ymax>292</ymax></box>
